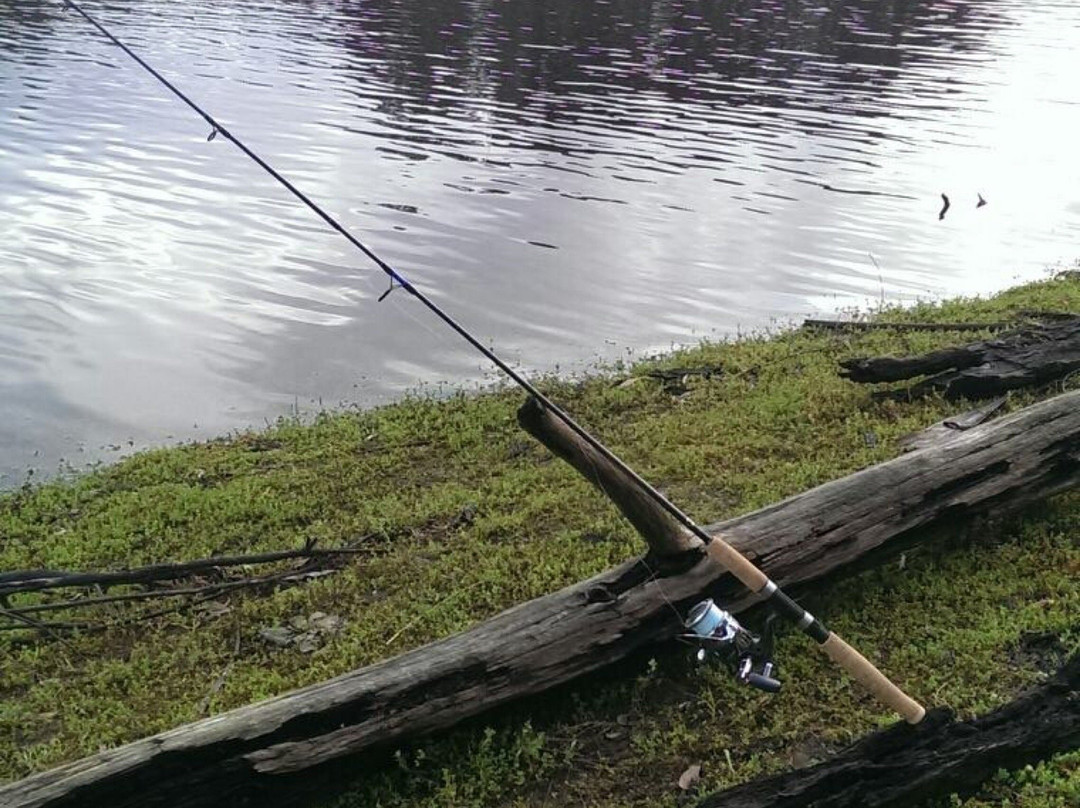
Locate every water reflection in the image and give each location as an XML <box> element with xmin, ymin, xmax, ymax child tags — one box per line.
<box><xmin>0</xmin><ymin>0</ymin><xmax>1078</xmax><ymax>485</ymax></box>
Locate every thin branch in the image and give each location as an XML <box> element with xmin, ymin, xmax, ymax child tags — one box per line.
<box><xmin>0</xmin><ymin>541</ymin><xmax>370</xmax><ymax>597</ymax></box>
<box><xmin>0</xmin><ymin>606</ymin><xmax>70</xmax><ymax>641</ymax></box>
<box><xmin>0</xmin><ymin>569</ymin><xmax>338</xmax><ymax>634</ymax></box>
<box><xmin>7</xmin><ymin>574</ymin><xmax>293</xmax><ymax>616</ymax></box>
<box><xmin>802</xmin><ymin>319</ymin><xmax>1015</xmax><ymax>333</ymax></box>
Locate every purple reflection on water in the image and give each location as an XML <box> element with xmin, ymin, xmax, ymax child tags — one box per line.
<box><xmin>0</xmin><ymin>0</ymin><xmax>1078</xmax><ymax>485</ymax></box>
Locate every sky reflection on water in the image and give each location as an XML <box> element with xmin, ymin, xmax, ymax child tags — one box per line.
<box><xmin>1</xmin><ymin>0</ymin><xmax>1079</xmax><ymax>485</ymax></box>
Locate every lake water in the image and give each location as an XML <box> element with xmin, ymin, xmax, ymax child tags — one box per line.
<box><xmin>2</xmin><ymin>0</ymin><xmax>1079</xmax><ymax>486</ymax></box>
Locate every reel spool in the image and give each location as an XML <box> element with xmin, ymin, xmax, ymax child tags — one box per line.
<box><xmin>683</xmin><ymin>599</ymin><xmax>782</xmax><ymax>693</ymax></box>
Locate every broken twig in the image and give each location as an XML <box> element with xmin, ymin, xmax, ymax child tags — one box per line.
<box><xmin>803</xmin><ymin>319</ymin><xmax>1012</xmax><ymax>333</ymax></box>
<box><xmin>0</xmin><ymin>542</ymin><xmax>369</xmax><ymax>597</ymax></box>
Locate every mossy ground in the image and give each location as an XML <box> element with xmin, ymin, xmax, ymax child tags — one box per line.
<box><xmin>2</xmin><ymin>274</ymin><xmax>1079</xmax><ymax>806</ymax></box>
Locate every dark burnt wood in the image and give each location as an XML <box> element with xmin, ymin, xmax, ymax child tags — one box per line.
<box><xmin>841</xmin><ymin>317</ymin><xmax>1080</xmax><ymax>400</ymax></box>
<box><xmin>698</xmin><ymin>652</ymin><xmax>1080</xmax><ymax>808</ymax></box>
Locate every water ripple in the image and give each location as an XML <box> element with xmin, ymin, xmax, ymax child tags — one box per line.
<box><xmin>1</xmin><ymin>0</ymin><xmax>1079</xmax><ymax>484</ymax></box>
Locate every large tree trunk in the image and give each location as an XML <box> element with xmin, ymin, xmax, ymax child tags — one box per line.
<box><xmin>697</xmin><ymin>650</ymin><xmax>1080</xmax><ymax>808</ymax></box>
<box><xmin>5</xmin><ymin>390</ymin><xmax>1080</xmax><ymax>808</ymax></box>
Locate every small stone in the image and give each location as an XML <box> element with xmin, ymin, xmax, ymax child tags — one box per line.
<box><xmin>258</xmin><ymin>627</ymin><xmax>294</xmax><ymax>648</ymax></box>
<box><xmin>678</xmin><ymin>764</ymin><xmax>702</xmax><ymax>790</ymax></box>
<box><xmin>310</xmin><ymin>613</ymin><xmax>345</xmax><ymax>635</ymax></box>
<box><xmin>196</xmin><ymin>601</ymin><xmax>232</xmax><ymax>618</ymax></box>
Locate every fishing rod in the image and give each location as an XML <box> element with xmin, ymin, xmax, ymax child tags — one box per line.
<box><xmin>60</xmin><ymin>0</ymin><xmax>924</xmax><ymax>722</ymax></box>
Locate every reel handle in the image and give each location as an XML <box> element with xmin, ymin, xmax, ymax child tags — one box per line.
<box><xmin>745</xmin><ymin>672</ymin><xmax>782</xmax><ymax>693</ymax></box>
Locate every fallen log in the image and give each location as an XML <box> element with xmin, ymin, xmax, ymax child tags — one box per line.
<box><xmin>841</xmin><ymin>316</ymin><xmax>1080</xmax><ymax>399</ymax></box>
<box><xmin>5</xmin><ymin>390</ymin><xmax>1080</xmax><ymax>808</ymax></box>
<box><xmin>697</xmin><ymin>650</ymin><xmax>1080</xmax><ymax>808</ymax></box>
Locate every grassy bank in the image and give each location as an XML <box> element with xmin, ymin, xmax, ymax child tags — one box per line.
<box><xmin>2</xmin><ymin>275</ymin><xmax>1079</xmax><ymax>806</ymax></box>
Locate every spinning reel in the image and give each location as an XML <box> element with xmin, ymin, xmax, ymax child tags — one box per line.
<box><xmin>683</xmin><ymin>599</ymin><xmax>782</xmax><ymax>693</ymax></box>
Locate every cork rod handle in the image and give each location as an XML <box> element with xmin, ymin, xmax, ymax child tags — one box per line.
<box><xmin>821</xmin><ymin>633</ymin><xmax>926</xmax><ymax>723</ymax></box>
<box><xmin>704</xmin><ymin>535</ymin><xmax>925</xmax><ymax>724</ymax></box>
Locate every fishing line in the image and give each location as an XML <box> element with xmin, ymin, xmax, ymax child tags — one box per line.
<box><xmin>634</xmin><ymin>555</ymin><xmax>689</xmax><ymax>626</ymax></box>
<box><xmin>58</xmin><ymin>0</ymin><xmax>719</xmax><ymax>556</ymax></box>
<box><xmin>58</xmin><ymin>0</ymin><xmax>927</xmax><ymax>722</ymax></box>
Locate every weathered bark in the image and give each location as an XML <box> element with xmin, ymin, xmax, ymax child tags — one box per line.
<box><xmin>697</xmin><ymin>651</ymin><xmax>1080</xmax><ymax>808</ymax></box>
<box><xmin>896</xmin><ymin>396</ymin><xmax>1008</xmax><ymax>453</ymax></box>
<box><xmin>517</xmin><ymin>396</ymin><xmax>701</xmax><ymax>556</ymax></box>
<box><xmin>5</xmin><ymin>390</ymin><xmax>1080</xmax><ymax>808</ymax></box>
<box><xmin>841</xmin><ymin>317</ymin><xmax>1080</xmax><ymax>399</ymax></box>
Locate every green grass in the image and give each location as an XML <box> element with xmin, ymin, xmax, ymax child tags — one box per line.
<box><xmin>2</xmin><ymin>272</ymin><xmax>1079</xmax><ymax>806</ymax></box>
<box><xmin>953</xmin><ymin>751</ymin><xmax>1080</xmax><ymax>808</ymax></box>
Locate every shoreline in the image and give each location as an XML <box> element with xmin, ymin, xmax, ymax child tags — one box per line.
<box><xmin>7</xmin><ymin>262</ymin><xmax>1066</xmax><ymax>494</ymax></box>
<box><xmin>2</xmin><ymin>274</ymin><xmax>1079</xmax><ymax>806</ymax></box>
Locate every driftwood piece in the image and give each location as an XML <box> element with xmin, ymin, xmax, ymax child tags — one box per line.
<box><xmin>5</xmin><ymin>390</ymin><xmax>1080</xmax><ymax>808</ymax></box>
<box><xmin>841</xmin><ymin>317</ymin><xmax>1080</xmax><ymax>399</ymax></box>
<box><xmin>518</xmin><ymin>397</ymin><xmax>700</xmax><ymax>556</ymax></box>
<box><xmin>698</xmin><ymin>650</ymin><xmax>1080</xmax><ymax>808</ymax></box>
<box><xmin>645</xmin><ymin>365</ymin><xmax>723</xmax><ymax>383</ymax></box>
<box><xmin>0</xmin><ymin>544</ymin><xmax>369</xmax><ymax>637</ymax></box>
